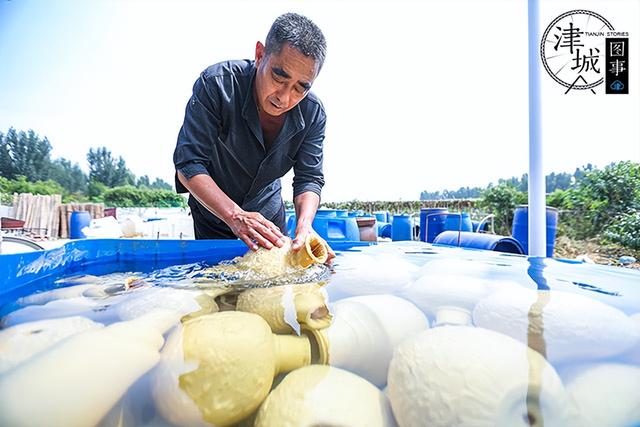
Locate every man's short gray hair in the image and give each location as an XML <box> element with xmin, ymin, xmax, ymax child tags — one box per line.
<box><xmin>265</xmin><ymin>13</ymin><xmax>327</xmax><ymax>70</ymax></box>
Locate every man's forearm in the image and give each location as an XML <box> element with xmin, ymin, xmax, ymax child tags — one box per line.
<box><xmin>294</xmin><ymin>191</ymin><xmax>320</xmax><ymax>229</ymax></box>
<box><xmin>178</xmin><ymin>171</ymin><xmax>284</xmax><ymax>248</ymax></box>
<box><xmin>177</xmin><ymin>171</ymin><xmax>240</xmax><ymax>223</ymax></box>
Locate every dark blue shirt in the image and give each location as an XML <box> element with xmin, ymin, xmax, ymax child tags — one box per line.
<box><xmin>173</xmin><ymin>60</ymin><xmax>326</xmax><ymax>231</ymax></box>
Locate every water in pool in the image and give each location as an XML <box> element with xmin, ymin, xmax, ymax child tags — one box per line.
<box><xmin>0</xmin><ymin>240</ymin><xmax>639</xmax><ymax>427</ymax></box>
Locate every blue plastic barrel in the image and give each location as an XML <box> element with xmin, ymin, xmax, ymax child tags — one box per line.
<box><xmin>472</xmin><ymin>220</ymin><xmax>491</xmax><ymax>232</ymax></box>
<box><xmin>348</xmin><ymin>210</ymin><xmax>365</xmax><ymax>218</ymax></box>
<box><xmin>433</xmin><ymin>231</ymin><xmax>525</xmax><ymax>255</ymax></box>
<box><xmin>443</xmin><ymin>212</ymin><xmax>473</xmax><ymax>232</ymax></box>
<box><xmin>312</xmin><ymin>215</ymin><xmax>360</xmax><ymax>242</ymax></box>
<box><xmin>419</xmin><ymin>208</ymin><xmax>448</xmax><ymax>242</ymax></box>
<box><xmin>391</xmin><ymin>214</ymin><xmax>412</xmax><ymax>241</ymax></box>
<box><xmin>69</xmin><ymin>211</ymin><xmax>91</xmax><ymax>239</ymax></box>
<box><xmin>512</xmin><ymin>205</ymin><xmax>559</xmax><ymax>257</ymax></box>
<box><xmin>373</xmin><ymin>211</ymin><xmax>388</xmax><ymax>223</ymax></box>
<box><xmin>316</xmin><ymin>209</ymin><xmax>337</xmax><ymax>218</ymax></box>
<box><xmin>284</xmin><ymin>209</ymin><xmax>295</xmax><ymax>232</ymax></box>
<box><xmin>286</xmin><ymin>213</ymin><xmax>297</xmax><ymax>238</ymax></box>
<box><xmin>377</xmin><ymin>221</ymin><xmax>392</xmax><ymax>238</ymax></box>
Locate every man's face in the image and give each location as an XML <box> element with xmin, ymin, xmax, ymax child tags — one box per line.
<box><xmin>254</xmin><ymin>41</ymin><xmax>319</xmax><ymax>117</ymax></box>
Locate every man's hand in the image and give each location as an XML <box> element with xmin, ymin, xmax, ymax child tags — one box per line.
<box><xmin>227</xmin><ymin>209</ymin><xmax>285</xmax><ymax>251</ymax></box>
<box><xmin>177</xmin><ymin>172</ymin><xmax>285</xmax><ymax>251</ymax></box>
<box><xmin>292</xmin><ymin>224</ymin><xmax>335</xmax><ymax>265</ymax></box>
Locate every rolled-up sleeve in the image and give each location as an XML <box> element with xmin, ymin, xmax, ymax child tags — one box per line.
<box><xmin>293</xmin><ymin>108</ymin><xmax>326</xmax><ymax>199</ymax></box>
<box><xmin>173</xmin><ymin>73</ymin><xmax>221</xmax><ymax>192</ymax></box>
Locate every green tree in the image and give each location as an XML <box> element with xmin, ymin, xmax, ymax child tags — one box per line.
<box><xmin>47</xmin><ymin>158</ymin><xmax>88</xmax><ymax>194</ymax></box>
<box><xmin>573</xmin><ymin>164</ymin><xmax>594</xmax><ymax>183</ymax></box>
<box><xmin>420</xmin><ymin>190</ymin><xmax>442</xmax><ymax>200</ymax></box>
<box><xmin>150</xmin><ymin>177</ymin><xmax>172</xmax><ymax>190</ymax></box>
<box><xmin>0</xmin><ymin>131</ymin><xmax>15</xmax><ymax>178</ymax></box>
<box><xmin>136</xmin><ymin>175</ymin><xmax>172</xmax><ymax>191</ymax></box>
<box><xmin>3</xmin><ymin>128</ymin><xmax>52</xmax><ymax>181</ymax></box>
<box><xmin>136</xmin><ymin>175</ymin><xmax>151</xmax><ymax>188</ymax></box>
<box><xmin>87</xmin><ymin>147</ymin><xmax>134</xmax><ymax>187</ymax></box>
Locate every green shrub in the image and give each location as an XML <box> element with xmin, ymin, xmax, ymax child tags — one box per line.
<box><xmin>604</xmin><ymin>210</ymin><xmax>640</xmax><ymax>250</ymax></box>
<box><xmin>558</xmin><ymin>161</ymin><xmax>640</xmax><ymax>239</ymax></box>
<box><xmin>87</xmin><ymin>180</ymin><xmax>108</xmax><ymax>202</ymax></box>
<box><xmin>144</xmin><ymin>188</ymin><xmax>188</xmax><ymax>208</ymax></box>
<box><xmin>0</xmin><ymin>175</ymin><xmax>64</xmax><ymax>196</ymax></box>
<box><xmin>102</xmin><ymin>185</ymin><xmax>186</xmax><ymax>208</ymax></box>
<box><xmin>62</xmin><ymin>192</ymin><xmax>89</xmax><ymax>204</ymax></box>
<box><xmin>546</xmin><ymin>189</ymin><xmax>568</xmax><ymax>209</ymax></box>
<box><xmin>478</xmin><ymin>184</ymin><xmax>527</xmax><ymax>235</ymax></box>
<box><xmin>321</xmin><ymin>200</ymin><xmax>480</xmax><ymax>215</ymax></box>
<box><xmin>102</xmin><ymin>185</ymin><xmax>145</xmax><ymax>207</ymax></box>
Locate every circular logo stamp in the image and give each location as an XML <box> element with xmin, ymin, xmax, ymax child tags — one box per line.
<box><xmin>540</xmin><ymin>10</ymin><xmax>614</xmax><ymax>92</ymax></box>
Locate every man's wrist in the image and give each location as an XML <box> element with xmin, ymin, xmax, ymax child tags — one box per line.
<box><xmin>296</xmin><ymin>216</ymin><xmax>313</xmax><ymax>227</ymax></box>
<box><xmin>221</xmin><ymin>205</ymin><xmax>244</xmax><ymax>224</ymax></box>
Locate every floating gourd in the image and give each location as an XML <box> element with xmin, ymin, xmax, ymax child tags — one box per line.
<box><xmin>289</xmin><ymin>232</ymin><xmax>329</xmax><ymax>268</ymax></box>
<box><xmin>324</xmin><ymin>294</ymin><xmax>429</xmax><ymax>387</ymax></box>
<box><xmin>473</xmin><ymin>288</ymin><xmax>639</xmax><ymax>363</ymax></box>
<box><xmin>116</xmin><ymin>287</ymin><xmax>218</xmax><ymax>322</ymax></box>
<box><xmin>243</xmin><ymin>233</ymin><xmax>327</xmax><ymax>273</ymax></box>
<box><xmin>55</xmin><ymin>273</ymin><xmax>144</xmax><ymax>291</ymax></box>
<box><xmin>254</xmin><ymin>365</ymin><xmax>397</xmax><ymax>427</ymax></box>
<box><xmin>564</xmin><ymin>363</ymin><xmax>640</xmax><ymax>427</ymax></box>
<box><xmin>417</xmin><ymin>258</ymin><xmax>494</xmax><ymax>279</ymax></box>
<box><xmin>0</xmin><ymin>316</ymin><xmax>103</xmax><ymax>374</ymax></box>
<box><xmin>326</xmin><ymin>253</ymin><xmax>418</xmax><ymax>300</ymax></box>
<box><xmin>1</xmin><ymin>296</ymin><xmax>120</xmax><ymax>327</ymax></box>
<box><xmin>17</xmin><ymin>284</ymin><xmax>100</xmax><ymax>306</ymax></box>
<box><xmin>400</xmin><ymin>273</ymin><xmax>489</xmax><ymax>326</ymax></box>
<box><xmin>14</xmin><ymin>279</ymin><xmax>135</xmax><ymax>307</ymax></box>
<box><xmin>359</xmin><ymin>240</ymin><xmax>436</xmax><ymax>255</ymax></box>
<box><xmin>416</xmin><ymin>258</ymin><xmax>526</xmax><ymax>287</ymax></box>
<box><xmin>0</xmin><ymin>309</ymin><xmax>179</xmax><ymax>427</ymax></box>
<box><xmin>152</xmin><ymin>311</ymin><xmax>328</xmax><ymax>427</ymax></box>
<box><xmin>387</xmin><ymin>326</ymin><xmax>574</xmax><ymax>427</ymax></box>
<box><xmin>199</xmin><ymin>234</ymin><xmax>328</xmax><ymax>285</ymax></box>
<box><xmin>236</xmin><ymin>283</ymin><xmax>331</xmax><ymax>334</ymax></box>
<box><xmin>233</xmin><ymin>237</ymin><xmax>297</xmax><ymax>277</ymax></box>
<box><xmin>622</xmin><ymin>313</ymin><xmax>640</xmax><ymax>364</ymax></box>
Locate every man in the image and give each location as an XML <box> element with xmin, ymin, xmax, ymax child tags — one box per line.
<box><xmin>173</xmin><ymin>13</ymin><xmax>333</xmax><ymax>260</ymax></box>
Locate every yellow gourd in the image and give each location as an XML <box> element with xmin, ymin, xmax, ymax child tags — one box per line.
<box><xmin>236</xmin><ymin>283</ymin><xmax>332</xmax><ymax>334</ymax></box>
<box><xmin>155</xmin><ymin>311</ymin><xmax>328</xmax><ymax>427</ymax></box>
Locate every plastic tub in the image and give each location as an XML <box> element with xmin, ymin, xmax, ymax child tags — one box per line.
<box><xmin>356</xmin><ymin>217</ymin><xmax>377</xmax><ymax>242</ymax></box>
<box><xmin>312</xmin><ymin>216</ymin><xmax>360</xmax><ymax>242</ymax></box>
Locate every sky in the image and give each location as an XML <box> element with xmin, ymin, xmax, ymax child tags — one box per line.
<box><xmin>0</xmin><ymin>0</ymin><xmax>638</xmax><ymax>202</ymax></box>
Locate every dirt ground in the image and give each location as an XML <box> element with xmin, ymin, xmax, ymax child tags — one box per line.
<box><xmin>553</xmin><ymin>235</ymin><xmax>640</xmax><ymax>269</ymax></box>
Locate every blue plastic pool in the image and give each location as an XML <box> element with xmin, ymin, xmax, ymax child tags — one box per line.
<box><xmin>0</xmin><ymin>239</ymin><xmax>638</xmax><ymax>427</ymax></box>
